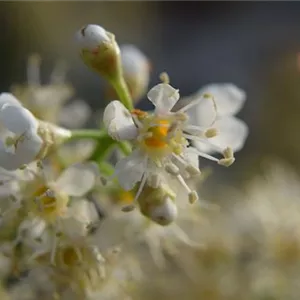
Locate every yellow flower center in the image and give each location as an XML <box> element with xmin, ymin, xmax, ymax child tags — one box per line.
<box><xmin>60</xmin><ymin>247</ymin><xmax>81</xmax><ymax>267</ymax></box>
<box><xmin>132</xmin><ymin>110</ymin><xmax>186</xmax><ymax>159</ymax></box>
<box><xmin>34</xmin><ymin>186</ymin><xmax>57</xmax><ymax>214</ymax></box>
<box><xmin>144</xmin><ymin>119</ymin><xmax>170</xmax><ymax>149</ymax></box>
<box><xmin>32</xmin><ymin>184</ymin><xmax>69</xmax><ymax>221</ymax></box>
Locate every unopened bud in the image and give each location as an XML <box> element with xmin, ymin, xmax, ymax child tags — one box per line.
<box><xmin>76</xmin><ymin>24</ymin><xmax>121</xmax><ymax>79</ymax></box>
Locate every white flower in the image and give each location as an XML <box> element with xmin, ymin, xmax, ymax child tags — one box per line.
<box><xmin>186</xmin><ymin>83</ymin><xmax>248</xmax><ymax>153</ymax></box>
<box><xmin>29</xmin><ymin>162</ymin><xmax>100</xmax><ymax>222</ymax></box>
<box><xmin>0</xmin><ymin>92</ymin><xmax>72</xmax><ymax>170</ymax></box>
<box><xmin>120</xmin><ymin>45</ymin><xmax>150</xmax><ymax>101</ymax></box>
<box><xmin>76</xmin><ymin>24</ymin><xmax>110</xmax><ymax>52</ymax></box>
<box><xmin>58</xmin><ymin>199</ymin><xmax>99</xmax><ymax>240</ymax></box>
<box><xmin>103</xmin><ymin>83</ymin><xmax>240</xmax><ymax>212</ymax></box>
<box><xmin>11</xmin><ymin>54</ymin><xmax>78</xmax><ymax>124</ymax></box>
<box><xmin>0</xmin><ymin>101</ymin><xmax>43</xmax><ymax>170</ymax></box>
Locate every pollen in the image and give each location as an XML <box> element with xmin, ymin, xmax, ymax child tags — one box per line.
<box><xmin>144</xmin><ymin>119</ymin><xmax>170</xmax><ymax>148</ymax></box>
<box><xmin>34</xmin><ymin>186</ymin><xmax>57</xmax><ymax>214</ymax></box>
<box><xmin>60</xmin><ymin>246</ymin><xmax>81</xmax><ymax>267</ymax></box>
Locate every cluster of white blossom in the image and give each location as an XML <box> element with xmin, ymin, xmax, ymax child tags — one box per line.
<box><xmin>0</xmin><ymin>24</ymin><xmax>249</xmax><ymax>299</ymax></box>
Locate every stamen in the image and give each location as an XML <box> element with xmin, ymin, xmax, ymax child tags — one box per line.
<box><xmin>188</xmin><ymin>147</ymin><xmax>219</xmax><ymax>163</ymax></box>
<box><xmin>188</xmin><ymin>191</ymin><xmax>199</xmax><ymax>204</ymax></box>
<box><xmin>165</xmin><ymin>163</ymin><xmax>180</xmax><ymax>175</ymax></box>
<box><xmin>183</xmin><ymin>134</ymin><xmax>224</xmax><ymax>153</ymax></box>
<box><xmin>160</xmin><ymin>72</ymin><xmax>170</xmax><ymax>84</ymax></box>
<box><xmin>186</xmin><ymin>164</ymin><xmax>201</xmax><ymax>176</ymax></box>
<box><xmin>176</xmin><ymin>174</ymin><xmax>191</xmax><ymax>194</ymax></box>
<box><xmin>147</xmin><ymin>173</ymin><xmax>161</xmax><ymax>189</ymax></box>
<box><xmin>122</xmin><ymin>170</ymin><xmax>148</xmax><ymax>212</ymax></box>
<box><xmin>166</xmin><ymin>121</ymin><xmax>181</xmax><ymax>140</ymax></box>
<box><xmin>184</xmin><ymin>125</ymin><xmax>207</xmax><ymax>136</ymax></box>
<box><xmin>205</xmin><ymin>128</ymin><xmax>218</xmax><ymax>138</ymax></box>
<box><xmin>131</xmin><ymin>114</ymin><xmax>143</xmax><ymax>129</ymax></box>
<box><xmin>172</xmin><ymin>153</ymin><xmax>188</xmax><ymax>167</ymax></box>
<box><xmin>27</xmin><ymin>54</ymin><xmax>41</xmax><ymax>86</ymax></box>
<box><xmin>178</xmin><ymin>93</ymin><xmax>218</xmax><ymax>126</ymax></box>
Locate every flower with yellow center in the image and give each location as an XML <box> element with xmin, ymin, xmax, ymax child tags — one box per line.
<box><xmin>103</xmin><ymin>83</ymin><xmax>237</xmax><ymax>211</ymax></box>
<box><xmin>26</xmin><ymin>162</ymin><xmax>100</xmax><ymax>223</ymax></box>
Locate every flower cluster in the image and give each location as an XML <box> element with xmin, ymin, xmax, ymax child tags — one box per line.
<box><xmin>0</xmin><ymin>23</ymin><xmax>250</xmax><ymax>299</ymax></box>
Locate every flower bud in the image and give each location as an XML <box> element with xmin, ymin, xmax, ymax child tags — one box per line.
<box><xmin>76</xmin><ymin>24</ymin><xmax>121</xmax><ymax>79</ymax></box>
<box><xmin>138</xmin><ymin>183</ymin><xmax>177</xmax><ymax>226</ymax></box>
<box><xmin>148</xmin><ymin>196</ymin><xmax>178</xmax><ymax>226</ymax></box>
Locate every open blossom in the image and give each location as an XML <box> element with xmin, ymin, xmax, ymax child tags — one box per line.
<box><xmin>103</xmin><ymin>83</ymin><xmax>243</xmax><ymax>212</ymax></box>
<box><xmin>0</xmin><ymin>93</ymin><xmax>71</xmax><ymax>170</ymax></box>
<box><xmin>186</xmin><ymin>83</ymin><xmax>248</xmax><ymax>153</ymax></box>
<box><xmin>11</xmin><ymin>54</ymin><xmax>91</xmax><ymax>128</ymax></box>
<box><xmin>26</xmin><ymin>162</ymin><xmax>100</xmax><ymax>222</ymax></box>
<box><xmin>0</xmin><ymin>93</ymin><xmax>43</xmax><ymax>170</ymax></box>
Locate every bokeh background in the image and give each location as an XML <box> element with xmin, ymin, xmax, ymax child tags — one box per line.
<box><xmin>1</xmin><ymin>1</ymin><xmax>300</xmax><ymax>197</ymax></box>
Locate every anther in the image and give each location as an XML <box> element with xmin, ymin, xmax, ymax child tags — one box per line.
<box><xmin>188</xmin><ymin>191</ymin><xmax>199</xmax><ymax>204</ymax></box>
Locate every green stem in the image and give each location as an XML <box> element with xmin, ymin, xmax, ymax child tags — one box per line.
<box><xmin>118</xmin><ymin>141</ymin><xmax>132</xmax><ymax>156</ymax></box>
<box><xmin>111</xmin><ymin>75</ymin><xmax>134</xmax><ymax>110</ymax></box>
<box><xmin>89</xmin><ymin>135</ymin><xmax>115</xmax><ymax>161</ymax></box>
<box><xmin>98</xmin><ymin>161</ymin><xmax>115</xmax><ymax>177</ymax></box>
<box><xmin>68</xmin><ymin>129</ymin><xmax>107</xmax><ymax>141</ymax></box>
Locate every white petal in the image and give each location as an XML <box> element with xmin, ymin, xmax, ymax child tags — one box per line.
<box><xmin>197</xmin><ymin>83</ymin><xmax>246</xmax><ymax>117</ymax></box>
<box><xmin>185</xmin><ymin>94</ymin><xmax>218</xmax><ymax>128</ymax></box>
<box><xmin>103</xmin><ymin>101</ymin><xmax>138</xmax><ymax>141</ymax></box>
<box><xmin>115</xmin><ymin>149</ymin><xmax>147</xmax><ymax>190</ymax></box>
<box><xmin>148</xmin><ymin>197</ymin><xmax>178</xmax><ymax>226</ymax></box>
<box><xmin>55</xmin><ymin>162</ymin><xmax>99</xmax><ymax>197</ymax></box>
<box><xmin>16</xmin><ymin>129</ymin><xmax>43</xmax><ymax>161</ymax></box>
<box><xmin>0</xmin><ymin>104</ymin><xmax>38</xmax><ymax>135</ymax></box>
<box><xmin>59</xmin><ymin>200</ymin><xmax>98</xmax><ymax>239</ymax></box>
<box><xmin>147</xmin><ymin>83</ymin><xmax>180</xmax><ymax>114</ymax></box>
<box><xmin>193</xmin><ymin>117</ymin><xmax>248</xmax><ymax>154</ymax></box>
<box><xmin>59</xmin><ymin>100</ymin><xmax>91</xmax><ymax>128</ymax></box>
<box><xmin>0</xmin><ymin>93</ymin><xmax>22</xmax><ymax>109</ymax></box>
<box><xmin>0</xmin><ymin>129</ymin><xmax>42</xmax><ymax>170</ymax></box>
<box><xmin>0</xmin><ymin>143</ymin><xmax>23</xmax><ymax>170</ymax></box>
<box><xmin>76</xmin><ymin>24</ymin><xmax>110</xmax><ymax>51</ymax></box>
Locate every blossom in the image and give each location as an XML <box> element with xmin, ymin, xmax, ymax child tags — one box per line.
<box><xmin>103</xmin><ymin>83</ymin><xmax>238</xmax><ymax>212</ymax></box>
<box><xmin>26</xmin><ymin>162</ymin><xmax>100</xmax><ymax>222</ymax></box>
<box><xmin>0</xmin><ymin>95</ymin><xmax>43</xmax><ymax>170</ymax></box>
<box><xmin>186</xmin><ymin>83</ymin><xmax>248</xmax><ymax>153</ymax></box>
<box><xmin>11</xmin><ymin>54</ymin><xmax>91</xmax><ymax>126</ymax></box>
<box><xmin>0</xmin><ymin>93</ymin><xmax>71</xmax><ymax>171</ymax></box>
<box><xmin>76</xmin><ymin>24</ymin><xmax>121</xmax><ymax>78</ymax></box>
<box><xmin>76</xmin><ymin>24</ymin><xmax>110</xmax><ymax>52</ymax></box>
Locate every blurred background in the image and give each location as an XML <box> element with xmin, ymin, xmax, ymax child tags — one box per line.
<box><xmin>1</xmin><ymin>1</ymin><xmax>300</xmax><ymax>197</ymax></box>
